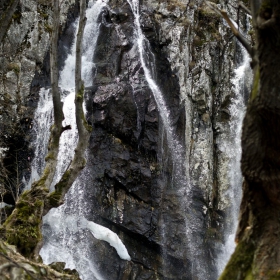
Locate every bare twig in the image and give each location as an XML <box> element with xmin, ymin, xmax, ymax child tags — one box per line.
<box><xmin>239</xmin><ymin>2</ymin><xmax>251</xmax><ymax>15</ymax></box>
<box><xmin>0</xmin><ymin>0</ymin><xmax>20</xmax><ymax>43</ymax></box>
<box><xmin>205</xmin><ymin>1</ymin><xmax>253</xmax><ymax>57</ymax></box>
<box><xmin>220</xmin><ymin>10</ymin><xmax>253</xmax><ymax>56</ymax></box>
<box><xmin>0</xmin><ymin>251</ymin><xmax>37</xmax><ymax>279</ymax></box>
<box><xmin>228</xmin><ymin>2</ymin><xmax>252</xmax><ymax>15</ymax></box>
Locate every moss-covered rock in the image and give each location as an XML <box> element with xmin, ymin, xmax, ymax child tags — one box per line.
<box><xmin>219</xmin><ymin>239</ymin><xmax>255</xmax><ymax>279</ymax></box>
<box><xmin>3</xmin><ymin>189</ymin><xmax>46</xmax><ymax>258</ymax></box>
<box><xmin>0</xmin><ymin>239</ymin><xmax>80</xmax><ymax>279</ymax></box>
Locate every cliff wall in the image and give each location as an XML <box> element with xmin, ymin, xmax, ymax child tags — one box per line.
<box><xmin>0</xmin><ymin>0</ymin><xmax>251</xmax><ymax>279</ymax></box>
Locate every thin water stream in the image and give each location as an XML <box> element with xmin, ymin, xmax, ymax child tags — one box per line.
<box><xmin>127</xmin><ymin>0</ymin><xmax>208</xmax><ymax>277</ymax></box>
<box><xmin>217</xmin><ymin>43</ymin><xmax>251</xmax><ymax>275</ymax></box>
<box><xmin>25</xmin><ymin>88</ymin><xmax>53</xmax><ymax>188</ymax></box>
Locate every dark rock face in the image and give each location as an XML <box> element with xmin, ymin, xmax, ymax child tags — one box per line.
<box><xmin>86</xmin><ymin>8</ymin><xmax>174</xmax><ymax>272</ymax></box>
<box><xmin>79</xmin><ymin>0</ymin><xmax>251</xmax><ymax>278</ymax></box>
<box><xmin>0</xmin><ymin>0</ymin><xmax>251</xmax><ymax>279</ymax></box>
<box><xmin>83</xmin><ymin>1</ymin><xmax>216</xmax><ymax>279</ymax></box>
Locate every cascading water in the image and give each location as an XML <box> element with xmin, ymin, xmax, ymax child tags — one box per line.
<box><xmin>127</xmin><ymin>0</ymin><xmax>183</xmax><ymax>161</ymax></box>
<box><xmin>217</xmin><ymin>43</ymin><xmax>252</xmax><ymax>274</ymax></box>
<box><xmin>23</xmin><ymin>0</ymin><xmax>253</xmax><ymax>278</ymax></box>
<box><xmin>25</xmin><ymin>88</ymin><xmax>53</xmax><ymax>188</ymax></box>
<box><xmin>127</xmin><ymin>0</ymin><xmax>208</xmax><ymax>278</ymax></box>
<box><xmin>32</xmin><ymin>0</ymin><xmax>103</xmax><ymax>191</ymax></box>
<box><xmin>25</xmin><ymin>1</ymin><xmax>130</xmax><ymax>279</ymax></box>
<box><xmin>26</xmin><ymin>88</ymin><xmax>78</xmax><ymax>191</ymax></box>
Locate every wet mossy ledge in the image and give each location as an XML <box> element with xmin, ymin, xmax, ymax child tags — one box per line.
<box><xmin>0</xmin><ymin>239</ymin><xmax>80</xmax><ymax>279</ymax></box>
<box><xmin>2</xmin><ymin>189</ymin><xmax>44</xmax><ymax>258</ymax></box>
<box><xmin>218</xmin><ymin>239</ymin><xmax>255</xmax><ymax>280</ymax></box>
<box><xmin>219</xmin><ymin>238</ymin><xmax>280</xmax><ymax>280</ymax></box>
<box><xmin>0</xmin><ymin>189</ymin><xmax>80</xmax><ymax>279</ymax></box>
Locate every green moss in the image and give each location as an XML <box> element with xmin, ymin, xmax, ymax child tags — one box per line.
<box><xmin>198</xmin><ymin>5</ymin><xmax>220</xmax><ymax>24</ymax></box>
<box><xmin>251</xmin><ymin>66</ymin><xmax>260</xmax><ymax>101</ymax></box>
<box><xmin>7</xmin><ymin>62</ymin><xmax>20</xmax><ymax>75</ymax></box>
<box><xmin>178</xmin><ymin>17</ymin><xmax>191</xmax><ymax>27</ymax></box>
<box><xmin>20</xmin><ymin>189</ymin><xmax>31</xmax><ymax>200</ymax></box>
<box><xmin>166</xmin><ymin>0</ymin><xmax>186</xmax><ymax>11</ymax></box>
<box><xmin>76</xmin><ymin>88</ymin><xmax>84</xmax><ymax>100</ymax></box>
<box><xmin>44</xmin><ymin>23</ymin><xmax>52</xmax><ymax>33</ymax></box>
<box><xmin>193</xmin><ymin>35</ymin><xmax>204</xmax><ymax>47</ymax></box>
<box><xmin>245</xmin><ymin>269</ymin><xmax>253</xmax><ymax>280</ymax></box>
<box><xmin>82</xmin><ymin>114</ymin><xmax>92</xmax><ymax>132</ymax></box>
<box><xmin>45</xmin><ymin>151</ymin><xmax>55</xmax><ymax>161</ymax></box>
<box><xmin>55</xmin><ymin>170</ymin><xmax>71</xmax><ymax>193</ymax></box>
<box><xmin>248</xmin><ymin>26</ymin><xmax>253</xmax><ymax>36</ymax></box>
<box><xmin>4</xmin><ymin>194</ymin><xmax>44</xmax><ymax>258</ymax></box>
<box><xmin>32</xmin><ymin>167</ymin><xmax>50</xmax><ymax>189</ymax></box>
<box><xmin>46</xmin><ymin>170</ymin><xmax>72</xmax><ymax>208</ymax></box>
<box><xmin>193</xmin><ymin>4</ymin><xmax>221</xmax><ymax>48</ymax></box>
<box><xmin>38</xmin><ymin>8</ymin><xmax>49</xmax><ymax>20</ymax></box>
<box><xmin>81</xmin><ymin>157</ymin><xmax>87</xmax><ymax>167</ymax></box>
<box><xmin>219</xmin><ymin>240</ymin><xmax>255</xmax><ymax>279</ymax></box>
<box><xmin>47</xmin><ymin>190</ymin><xmax>62</xmax><ymax>208</ymax></box>
<box><xmin>267</xmin><ymin>272</ymin><xmax>280</xmax><ymax>279</ymax></box>
<box><xmin>0</xmin><ymin>239</ymin><xmax>79</xmax><ymax>279</ymax></box>
<box><xmin>0</xmin><ymin>240</ymin><xmax>8</xmax><ymax>254</ymax></box>
<box><xmin>75</xmin><ymin>84</ymin><xmax>92</xmax><ymax>132</ymax></box>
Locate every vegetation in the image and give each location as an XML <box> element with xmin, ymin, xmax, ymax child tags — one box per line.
<box><xmin>0</xmin><ymin>0</ymin><xmax>279</xmax><ymax>279</ymax></box>
<box><xmin>217</xmin><ymin>0</ymin><xmax>280</xmax><ymax>279</ymax></box>
<box><xmin>0</xmin><ymin>0</ymin><xmax>89</xmax><ymax>278</ymax></box>
<box><xmin>0</xmin><ymin>239</ymin><xmax>79</xmax><ymax>279</ymax></box>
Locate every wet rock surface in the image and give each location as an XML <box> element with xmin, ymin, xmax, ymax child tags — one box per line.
<box><xmin>0</xmin><ymin>0</ymin><xmax>78</xmax><ymax>205</ymax></box>
<box><xmin>0</xmin><ymin>0</ymin><xmax>251</xmax><ymax>279</ymax></box>
<box><xmin>80</xmin><ymin>0</ymin><xmax>245</xmax><ymax>278</ymax></box>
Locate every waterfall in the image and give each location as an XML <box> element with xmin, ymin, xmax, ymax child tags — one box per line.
<box><xmin>26</xmin><ymin>89</ymin><xmax>78</xmax><ymax>192</ymax></box>
<box><xmin>24</xmin><ymin>0</ymin><xmax>132</xmax><ymax>279</ymax></box>
<box><xmin>25</xmin><ymin>88</ymin><xmax>53</xmax><ymax>189</ymax></box>
<box><xmin>38</xmin><ymin>0</ymin><xmax>107</xmax><ymax>277</ymax></box>
<box><xmin>23</xmin><ymin>0</ymin><xmax>253</xmax><ymax>278</ymax></box>
<box><xmin>127</xmin><ymin>0</ymin><xmax>184</xmax><ymax>166</ymax></box>
<box><xmin>127</xmin><ymin>0</ymin><xmax>208</xmax><ymax>278</ymax></box>
<box><xmin>217</xmin><ymin>43</ymin><xmax>251</xmax><ymax>275</ymax></box>
<box><xmin>27</xmin><ymin>0</ymin><xmax>105</xmax><ymax>189</ymax></box>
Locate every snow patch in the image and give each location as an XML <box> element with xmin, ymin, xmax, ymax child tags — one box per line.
<box><xmin>80</xmin><ymin>217</ymin><xmax>131</xmax><ymax>261</ymax></box>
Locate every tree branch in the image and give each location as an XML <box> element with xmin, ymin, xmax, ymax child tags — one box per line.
<box><xmin>205</xmin><ymin>1</ymin><xmax>253</xmax><ymax>57</ymax></box>
<box><xmin>228</xmin><ymin>2</ymin><xmax>251</xmax><ymax>15</ymax></box>
<box><xmin>46</xmin><ymin>0</ymin><xmax>91</xmax><ymax>209</ymax></box>
<box><xmin>250</xmin><ymin>0</ymin><xmax>261</xmax><ymax>24</ymax></box>
<box><xmin>0</xmin><ymin>0</ymin><xmax>20</xmax><ymax>43</ymax></box>
<box><xmin>239</xmin><ymin>2</ymin><xmax>251</xmax><ymax>15</ymax></box>
<box><xmin>0</xmin><ymin>252</ymin><xmax>37</xmax><ymax>280</ymax></box>
<box><xmin>50</xmin><ymin>0</ymin><xmax>64</xmax><ymax>127</ymax></box>
<box><xmin>1</xmin><ymin>0</ymin><xmax>91</xmax><ymax>261</ymax></box>
<box><xmin>43</xmin><ymin>0</ymin><xmax>66</xmax><ymax>189</ymax></box>
<box><xmin>220</xmin><ymin>10</ymin><xmax>253</xmax><ymax>57</ymax></box>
